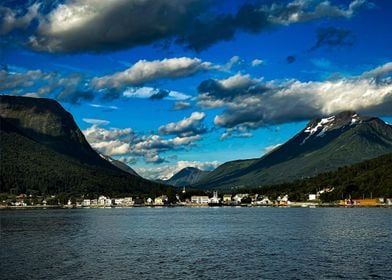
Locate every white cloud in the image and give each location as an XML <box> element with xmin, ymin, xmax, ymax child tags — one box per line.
<box><xmin>251</xmin><ymin>59</ymin><xmax>263</xmax><ymax>67</ymax></box>
<box><xmin>92</xmin><ymin>57</ymin><xmax>213</xmax><ymax>89</ymax></box>
<box><xmin>89</xmin><ymin>103</ymin><xmax>119</xmax><ymax>110</ymax></box>
<box><xmin>158</xmin><ymin>112</ymin><xmax>207</xmax><ymax>137</ymax></box>
<box><xmin>82</xmin><ymin>123</ymin><xmax>203</xmax><ymax>164</ymax></box>
<box><xmin>172</xmin><ymin>101</ymin><xmax>192</xmax><ymax>111</ymax></box>
<box><xmin>123</xmin><ymin>87</ymin><xmax>191</xmax><ymax>101</ymax></box>
<box><xmin>0</xmin><ymin>3</ymin><xmax>40</xmax><ymax>35</ymax></box>
<box><xmin>82</xmin><ymin>118</ymin><xmax>110</xmax><ymax>126</ymax></box>
<box><xmin>197</xmin><ymin>62</ymin><xmax>392</xmax><ymax>131</ymax></box>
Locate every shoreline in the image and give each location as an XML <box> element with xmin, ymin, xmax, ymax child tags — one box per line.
<box><xmin>1</xmin><ymin>204</ymin><xmax>391</xmax><ymax>210</ymax></box>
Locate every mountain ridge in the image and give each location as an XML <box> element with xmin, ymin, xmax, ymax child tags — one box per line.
<box><xmin>164</xmin><ymin>167</ymin><xmax>210</xmax><ymax>186</ymax></box>
<box><xmin>0</xmin><ymin>95</ymin><xmax>164</xmax><ymax>195</ymax></box>
<box><xmin>194</xmin><ymin>111</ymin><xmax>392</xmax><ymax>189</ymax></box>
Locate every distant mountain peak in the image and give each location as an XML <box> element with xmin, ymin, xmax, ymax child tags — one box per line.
<box><xmin>165</xmin><ymin>167</ymin><xmax>210</xmax><ymax>186</ymax></box>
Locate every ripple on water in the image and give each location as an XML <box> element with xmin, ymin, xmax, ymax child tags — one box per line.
<box><xmin>1</xmin><ymin>208</ymin><xmax>391</xmax><ymax>280</ymax></box>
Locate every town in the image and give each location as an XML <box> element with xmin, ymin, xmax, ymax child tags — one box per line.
<box><xmin>1</xmin><ymin>187</ymin><xmax>392</xmax><ymax>209</ymax></box>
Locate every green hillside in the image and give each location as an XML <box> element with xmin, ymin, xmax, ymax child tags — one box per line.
<box><xmin>0</xmin><ymin>95</ymin><xmax>165</xmax><ymax>196</ymax></box>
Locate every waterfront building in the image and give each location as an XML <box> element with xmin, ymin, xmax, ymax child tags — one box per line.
<box><xmin>191</xmin><ymin>196</ymin><xmax>209</xmax><ymax>204</ymax></box>
<box><xmin>209</xmin><ymin>191</ymin><xmax>220</xmax><ymax>204</ymax></box>
<box><xmin>82</xmin><ymin>199</ymin><xmax>91</xmax><ymax>207</ymax></box>
<box><xmin>223</xmin><ymin>194</ymin><xmax>232</xmax><ymax>202</ymax></box>
<box><xmin>154</xmin><ymin>196</ymin><xmax>165</xmax><ymax>206</ymax></box>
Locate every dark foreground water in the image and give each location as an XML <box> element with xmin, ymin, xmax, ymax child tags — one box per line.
<box><xmin>1</xmin><ymin>208</ymin><xmax>391</xmax><ymax>280</ymax></box>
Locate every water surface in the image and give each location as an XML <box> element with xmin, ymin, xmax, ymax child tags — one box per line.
<box><xmin>1</xmin><ymin>208</ymin><xmax>391</xmax><ymax>279</ymax></box>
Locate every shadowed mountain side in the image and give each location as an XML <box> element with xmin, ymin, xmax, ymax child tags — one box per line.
<box><xmin>194</xmin><ymin>112</ymin><xmax>392</xmax><ymax>189</ymax></box>
<box><xmin>163</xmin><ymin>167</ymin><xmax>210</xmax><ymax>186</ymax></box>
<box><xmin>0</xmin><ymin>95</ymin><xmax>165</xmax><ymax>195</ymax></box>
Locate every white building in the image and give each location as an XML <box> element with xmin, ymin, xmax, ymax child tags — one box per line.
<box><xmin>233</xmin><ymin>194</ymin><xmax>248</xmax><ymax>203</ymax></box>
<box><xmin>82</xmin><ymin>199</ymin><xmax>91</xmax><ymax>207</ymax></box>
<box><xmin>191</xmin><ymin>196</ymin><xmax>209</xmax><ymax>204</ymax></box>
<box><xmin>98</xmin><ymin>196</ymin><xmax>111</xmax><ymax>207</ymax></box>
<box><xmin>122</xmin><ymin>197</ymin><xmax>134</xmax><ymax>206</ymax></box>
<box><xmin>254</xmin><ymin>196</ymin><xmax>273</xmax><ymax>205</ymax></box>
<box><xmin>308</xmin><ymin>194</ymin><xmax>317</xmax><ymax>201</ymax></box>
<box><xmin>208</xmin><ymin>191</ymin><xmax>220</xmax><ymax>204</ymax></box>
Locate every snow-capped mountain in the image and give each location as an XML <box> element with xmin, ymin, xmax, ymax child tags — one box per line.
<box><xmin>194</xmin><ymin>111</ymin><xmax>392</xmax><ymax>189</ymax></box>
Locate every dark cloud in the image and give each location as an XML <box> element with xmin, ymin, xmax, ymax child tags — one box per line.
<box><xmin>198</xmin><ymin>73</ymin><xmax>267</xmax><ymax>101</ymax></box>
<box><xmin>0</xmin><ymin>0</ymin><xmax>368</xmax><ymax>53</ymax></box>
<box><xmin>310</xmin><ymin>27</ymin><xmax>354</xmax><ymax>51</ymax></box>
<box><xmin>0</xmin><ymin>69</ymin><xmax>92</xmax><ymax>104</ymax></box>
<box><xmin>149</xmin><ymin>89</ymin><xmax>170</xmax><ymax>100</ymax></box>
<box><xmin>286</xmin><ymin>55</ymin><xmax>296</xmax><ymax>64</ymax></box>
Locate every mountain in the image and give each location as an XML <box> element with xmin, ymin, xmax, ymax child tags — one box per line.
<box><xmin>195</xmin><ymin>111</ymin><xmax>392</xmax><ymax>189</ymax></box>
<box><xmin>99</xmin><ymin>154</ymin><xmax>140</xmax><ymax>177</ymax></box>
<box><xmin>0</xmin><ymin>95</ymin><xmax>164</xmax><ymax>196</ymax></box>
<box><xmin>250</xmin><ymin>153</ymin><xmax>392</xmax><ymax>201</ymax></box>
<box><xmin>164</xmin><ymin>167</ymin><xmax>210</xmax><ymax>186</ymax></box>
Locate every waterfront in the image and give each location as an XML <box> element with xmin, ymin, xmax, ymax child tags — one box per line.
<box><xmin>1</xmin><ymin>208</ymin><xmax>391</xmax><ymax>279</ymax></box>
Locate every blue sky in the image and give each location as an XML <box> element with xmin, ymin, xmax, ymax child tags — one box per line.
<box><xmin>1</xmin><ymin>0</ymin><xmax>391</xmax><ymax>179</ymax></box>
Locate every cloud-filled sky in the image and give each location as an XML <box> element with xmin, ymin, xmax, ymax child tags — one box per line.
<box><xmin>1</xmin><ymin>0</ymin><xmax>391</xmax><ymax>179</ymax></box>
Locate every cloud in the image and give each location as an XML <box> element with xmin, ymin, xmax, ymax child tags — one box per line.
<box><xmin>28</xmin><ymin>0</ymin><xmax>207</xmax><ymax>53</ymax></box>
<box><xmin>220</xmin><ymin>126</ymin><xmax>253</xmax><ymax>140</ymax></box>
<box><xmin>150</xmin><ymin>89</ymin><xmax>169</xmax><ymax>100</ymax></box>
<box><xmin>1</xmin><ymin>58</ymin><xmax>198</xmax><ymax>103</ymax></box>
<box><xmin>198</xmin><ymin>73</ymin><xmax>264</xmax><ymax>101</ymax></box>
<box><xmin>251</xmin><ymin>59</ymin><xmax>264</xmax><ymax>67</ymax></box>
<box><xmin>82</xmin><ymin>118</ymin><xmax>110</xmax><ymax>126</ymax></box>
<box><xmin>0</xmin><ymin>69</ymin><xmax>93</xmax><ymax>104</ymax></box>
<box><xmin>177</xmin><ymin>0</ymin><xmax>367</xmax><ymax>51</ymax></box>
<box><xmin>83</xmin><ymin>123</ymin><xmax>203</xmax><ymax>164</ymax></box>
<box><xmin>221</xmin><ymin>56</ymin><xmax>241</xmax><ymax>71</ymax></box>
<box><xmin>92</xmin><ymin>57</ymin><xmax>213</xmax><ymax>90</ymax></box>
<box><xmin>286</xmin><ymin>55</ymin><xmax>296</xmax><ymax>64</ymax></box>
<box><xmin>0</xmin><ymin>3</ymin><xmax>40</xmax><ymax>35</ymax></box>
<box><xmin>197</xmin><ymin>62</ymin><xmax>392</xmax><ymax>132</ymax></box>
<box><xmin>89</xmin><ymin>103</ymin><xmax>119</xmax><ymax>111</ymax></box>
<box><xmin>361</xmin><ymin>62</ymin><xmax>392</xmax><ymax>80</ymax></box>
<box><xmin>158</xmin><ymin>112</ymin><xmax>207</xmax><ymax>137</ymax></box>
<box><xmin>263</xmin><ymin>144</ymin><xmax>282</xmax><ymax>155</ymax></box>
<box><xmin>172</xmin><ymin>101</ymin><xmax>192</xmax><ymax>111</ymax></box>
<box><xmin>310</xmin><ymin>26</ymin><xmax>354</xmax><ymax>51</ymax></box>
<box><xmin>123</xmin><ymin>87</ymin><xmax>191</xmax><ymax>101</ymax></box>
<box><xmin>136</xmin><ymin>160</ymin><xmax>221</xmax><ymax>180</ymax></box>
<box><xmin>1</xmin><ymin>0</ymin><xmax>366</xmax><ymax>53</ymax></box>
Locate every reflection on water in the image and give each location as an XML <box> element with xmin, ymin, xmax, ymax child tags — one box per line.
<box><xmin>1</xmin><ymin>208</ymin><xmax>391</xmax><ymax>279</ymax></box>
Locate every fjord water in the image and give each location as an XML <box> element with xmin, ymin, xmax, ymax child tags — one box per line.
<box><xmin>1</xmin><ymin>208</ymin><xmax>391</xmax><ymax>279</ymax></box>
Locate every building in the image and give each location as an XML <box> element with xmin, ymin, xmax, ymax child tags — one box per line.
<box><xmin>223</xmin><ymin>194</ymin><xmax>232</xmax><ymax>202</ymax></box>
<box><xmin>308</xmin><ymin>194</ymin><xmax>317</xmax><ymax>201</ymax></box>
<box><xmin>352</xmin><ymin>199</ymin><xmax>379</xmax><ymax>206</ymax></box>
<box><xmin>254</xmin><ymin>196</ymin><xmax>273</xmax><ymax>205</ymax></box>
<box><xmin>82</xmin><ymin>199</ymin><xmax>91</xmax><ymax>207</ymax></box>
<box><xmin>122</xmin><ymin>197</ymin><xmax>134</xmax><ymax>206</ymax></box>
<box><xmin>146</xmin><ymin>198</ymin><xmax>153</xmax><ymax>205</ymax></box>
<box><xmin>114</xmin><ymin>198</ymin><xmax>124</xmax><ymax>206</ymax></box>
<box><xmin>209</xmin><ymin>191</ymin><xmax>220</xmax><ymax>204</ymax></box>
<box><xmin>233</xmin><ymin>194</ymin><xmax>248</xmax><ymax>203</ymax></box>
<box><xmin>191</xmin><ymin>196</ymin><xmax>209</xmax><ymax>204</ymax></box>
<box><xmin>154</xmin><ymin>196</ymin><xmax>165</xmax><ymax>206</ymax></box>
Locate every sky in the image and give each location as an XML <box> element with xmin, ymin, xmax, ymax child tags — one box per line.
<box><xmin>1</xmin><ymin>0</ymin><xmax>391</xmax><ymax>179</ymax></box>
